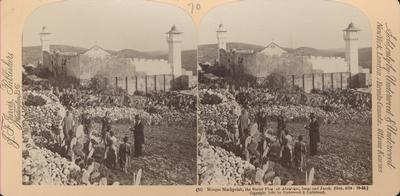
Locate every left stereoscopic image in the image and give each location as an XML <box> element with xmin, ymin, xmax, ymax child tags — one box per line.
<box><xmin>22</xmin><ymin>0</ymin><xmax>197</xmax><ymax>185</ymax></box>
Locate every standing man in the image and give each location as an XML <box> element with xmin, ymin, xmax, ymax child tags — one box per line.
<box><xmin>101</xmin><ymin>111</ymin><xmax>112</xmax><ymax>160</ymax></box>
<box><xmin>132</xmin><ymin>114</ymin><xmax>145</xmax><ymax>157</ymax></box>
<box><xmin>237</xmin><ymin>107</ymin><xmax>250</xmax><ymax>151</ymax></box>
<box><xmin>81</xmin><ymin>109</ymin><xmax>92</xmax><ymax>136</ymax></box>
<box><xmin>277</xmin><ymin>110</ymin><xmax>286</xmax><ymax>142</ymax></box>
<box><xmin>62</xmin><ymin>110</ymin><xmax>75</xmax><ymax>150</ymax></box>
<box><xmin>255</xmin><ymin>109</ymin><xmax>263</xmax><ymax>134</ymax></box>
<box><xmin>260</xmin><ymin>111</ymin><xmax>268</xmax><ymax>134</ymax></box>
<box><xmin>101</xmin><ymin>111</ymin><xmax>112</xmax><ymax>145</ymax></box>
<box><xmin>305</xmin><ymin>113</ymin><xmax>320</xmax><ymax>155</ymax></box>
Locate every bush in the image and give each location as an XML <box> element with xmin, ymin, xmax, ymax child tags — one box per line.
<box><xmin>207</xmin><ymin>65</ymin><xmax>228</xmax><ymax>77</ymax></box>
<box><xmin>134</xmin><ymin>91</ymin><xmax>146</xmax><ymax>96</ymax></box>
<box><xmin>25</xmin><ymin>94</ymin><xmax>47</xmax><ymax>106</ymax></box>
<box><xmin>145</xmin><ymin>105</ymin><xmax>163</xmax><ymax>114</ymax></box>
<box><xmin>261</xmin><ymin>73</ymin><xmax>288</xmax><ymax>92</ymax></box>
<box><xmin>87</xmin><ymin>76</ymin><xmax>107</xmax><ymax>92</ymax></box>
<box><xmin>201</xmin><ymin>93</ymin><xmax>223</xmax><ymax>105</ymax></box>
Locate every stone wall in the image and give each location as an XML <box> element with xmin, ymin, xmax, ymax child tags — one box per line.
<box><xmin>306</xmin><ymin>56</ymin><xmax>348</xmax><ymax>73</ymax></box>
<box><xmin>43</xmin><ymin>51</ymin><xmax>80</xmax><ymax>77</ymax></box>
<box><xmin>222</xmin><ymin>50</ymin><xmax>315</xmax><ymax>77</ymax></box>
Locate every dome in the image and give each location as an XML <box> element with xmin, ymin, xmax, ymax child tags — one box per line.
<box><xmin>167</xmin><ymin>25</ymin><xmax>182</xmax><ymax>34</ymax></box>
<box><xmin>217</xmin><ymin>23</ymin><xmax>227</xmax><ymax>32</ymax></box>
<box><xmin>344</xmin><ymin>22</ymin><xmax>360</xmax><ymax>31</ymax></box>
<box><xmin>40</xmin><ymin>25</ymin><xmax>51</xmax><ymax>35</ymax></box>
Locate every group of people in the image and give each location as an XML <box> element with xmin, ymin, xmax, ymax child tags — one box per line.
<box><xmin>58</xmin><ymin>109</ymin><xmax>145</xmax><ymax>173</ymax></box>
<box><xmin>100</xmin><ymin>112</ymin><xmax>145</xmax><ymax>172</ymax></box>
<box><xmin>57</xmin><ymin>110</ymin><xmax>95</xmax><ymax>168</ymax></box>
<box><xmin>233</xmin><ymin>108</ymin><xmax>320</xmax><ymax>172</ymax></box>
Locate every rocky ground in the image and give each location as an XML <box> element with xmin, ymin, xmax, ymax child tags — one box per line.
<box><xmin>22</xmin><ymin>89</ymin><xmax>197</xmax><ymax>185</ymax></box>
<box><xmin>197</xmin><ymin>88</ymin><xmax>372</xmax><ymax>185</ymax></box>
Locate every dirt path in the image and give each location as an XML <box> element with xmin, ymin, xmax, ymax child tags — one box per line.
<box><xmin>265</xmin><ymin>121</ymin><xmax>372</xmax><ymax>185</ymax></box>
<box><xmin>90</xmin><ymin>123</ymin><xmax>197</xmax><ymax>185</ymax></box>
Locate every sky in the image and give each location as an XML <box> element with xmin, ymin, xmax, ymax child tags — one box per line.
<box><xmin>23</xmin><ymin>0</ymin><xmax>197</xmax><ymax>51</ymax></box>
<box><xmin>199</xmin><ymin>0</ymin><xmax>372</xmax><ymax>49</ymax></box>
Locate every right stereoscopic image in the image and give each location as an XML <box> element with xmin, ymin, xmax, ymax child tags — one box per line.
<box><xmin>197</xmin><ymin>0</ymin><xmax>372</xmax><ymax>185</ymax></box>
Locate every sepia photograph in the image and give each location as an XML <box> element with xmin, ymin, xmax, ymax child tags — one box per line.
<box><xmin>197</xmin><ymin>0</ymin><xmax>372</xmax><ymax>186</ymax></box>
<box><xmin>21</xmin><ymin>0</ymin><xmax>197</xmax><ymax>185</ymax></box>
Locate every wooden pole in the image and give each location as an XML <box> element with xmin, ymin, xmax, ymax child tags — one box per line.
<box><xmin>125</xmin><ymin>76</ymin><xmax>128</xmax><ymax>92</ymax></box>
<box><xmin>154</xmin><ymin>75</ymin><xmax>157</xmax><ymax>91</ymax></box>
<box><xmin>340</xmin><ymin>72</ymin><xmax>343</xmax><ymax>89</ymax></box>
<box><xmin>135</xmin><ymin>76</ymin><xmax>138</xmax><ymax>93</ymax></box>
<box><xmin>145</xmin><ymin>75</ymin><xmax>148</xmax><ymax>94</ymax></box>
<box><xmin>163</xmin><ymin>74</ymin><xmax>166</xmax><ymax>91</ymax></box>
<box><xmin>312</xmin><ymin>73</ymin><xmax>315</xmax><ymax>90</ymax></box>
<box><xmin>349</xmin><ymin>73</ymin><xmax>352</xmax><ymax>89</ymax></box>
<box><xmin>292</xmin><ymin>75</ymin><xmax>295</xmax><ymax>88</ymax></box>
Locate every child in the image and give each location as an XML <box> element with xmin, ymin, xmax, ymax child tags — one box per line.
<box><xmin>293</xmin><ymin>135</ymin><xmax>307</xmax><ymax>172</ymax></box>
<box><xmin>280</xmin><ymin>129</ymin><xmax>293</xmax><ymax>168</ymax></box>
<box><xmin>119</xmin><ymin>136</ymin><xmax>132</xmax><ymax>173</ymax></box>
<box><xmin>105</xmin><ymin>131</ymin><xmax>118</xmax><ymax>168</ymax></box>
<box><xmin>227</xmin><ymin>122</ymin><xmax>239</xmax><ymax>146</ymax></box>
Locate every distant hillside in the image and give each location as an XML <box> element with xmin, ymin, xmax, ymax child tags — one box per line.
<box><xmin>22</xmin><ymin>45</ymin><xmax>197</xmax><ymax>74</ymax></box>
<box><xmin>198</xmin><ymin>42</ymin><xmax>371</xmax><ymax>69</ymax></box>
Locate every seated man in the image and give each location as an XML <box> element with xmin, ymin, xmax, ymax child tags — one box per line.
<box><xmin>83</xmin><ymin>137</ymin><xmax>97</xmax><ymax>164</ymax></box>
<box><xmin>68</xmin><ymin>131</ymin><xmax>85</xmax><ymax>165</ymax></box>
<box><xmin>243</xmin><ymin>124</ymin><xmax>260</xmax><ymax>164</ymax></box>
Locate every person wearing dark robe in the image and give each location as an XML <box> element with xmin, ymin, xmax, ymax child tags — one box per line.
<box><xmin>133</xmin><ymin>115</ymin><xmax>145</xmax><ymax>157</ymax></box>
<box><xmin>237</xmin><ymin>108</ymin><xmax>250</xmax><ymax>150</ymax></box>
<box><xmin>305</xmin><ymin>113</ymin><xmax>320</xmax><ymax>155</ymax></box>
<box><xmin>119</xmin><ymin>136</ymin><xmax>132</xmax><ymax>173</ymax></box>
<box><xmin>276</xmin><ymin>110</ymin><xmax>286</xmax><ymax>143</ymax></box>
<box><xmin>101</xmin><ymin>111</ymin><xmax>112</xmax><ymax>145</ymax></box>
<box><xmin>255</xmin><ymin>110</ymin><xmax>264</xmax><ymax>134</ymax></box>
<box><xmin>81</xmin><ymin>110</ymin><xmax>92</xmax><ymax>136</ymax></box>
<box><xmin>260</xmin><ymin>111</ymin><xmax>268</xmax><ymax>134</ymax></box>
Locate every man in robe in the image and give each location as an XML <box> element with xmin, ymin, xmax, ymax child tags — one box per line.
<box><xmin>133</xmin><ymin>115</ymin><xmax>145</xmax><ymax>157</ymax></box>
<box><xmin>305</xmin><ymin>113</ymin><xmax>320</xmax><ymax>155</ymax></box>
<box><xmin>276</xmin><ymin>110</ymin><xmax>286</xmax><ymax>143</ymax></box>
<box><xmin>101</xmin><ymin>111</ymin><xmax>112</xmax><ymax>145</ymax></box>
<box><xmin>237</xmin><ymin>107</ymin><xmax>250</xmax><ymax>150</ymax></box>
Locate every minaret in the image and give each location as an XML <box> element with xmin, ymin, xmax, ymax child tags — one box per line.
<box><xmin>343</xmin><ymin>22</ymin><xmax>360</xmax><ymax>75</ymax></box>
<box><xmin>40</xmin><ymin>26</ymin><xmax>51</xmax><ymax>63</ymax></box>
<box><xmin>166</xmin><ymin>25</ymin><xmax>183</xmax><ymax>76</ymax></box>
<box><xmin>216</xmin><ymin>24</ymin><xmax>227</xmax><ymax>62</ymax></box>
